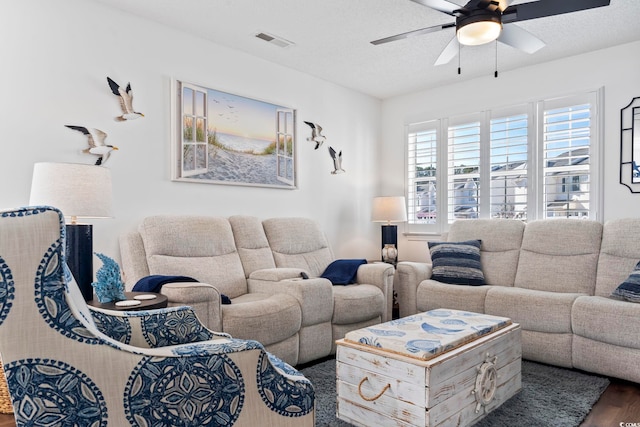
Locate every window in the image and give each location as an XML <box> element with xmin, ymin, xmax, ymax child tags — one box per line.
<box><xmin>406</xmin><ymin>91</ymin><xmax>601</xmax><ymax>233</ymax></box>
<box><xmin>276</xmin><ymin>109</ymin><xmax>295</xmax><ymax>185</ymax></box>
<box><xmin>448</xmin><ymin>117</ymin><xmax>481</xmax><ymax>221</ymax></box>
<box><xmin>181</xmin><ymin>83</ymin><xmax>208</xmax><ymax>177</ymax></box>
<box><xmin>407</xmin><ymin>121</ymin><xmax>438</xmax><ymax>225</ymax></box>
<box><xmin>540</xmin><ymin>101</ymin><xmax>592</xmax><ymax>219</ymax></box>
<box><xmin>490</xmin><ymin>112</ymin><xmax>528</xmax><ymax>220</ymax></box>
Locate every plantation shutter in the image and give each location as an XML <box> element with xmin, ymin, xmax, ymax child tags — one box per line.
<box><xmin>489</xmin><ymin>111</ymin><xmax>529</xmax><ymax>219</ymax></box>
<box><xmin>404</xmin><ymin>90</ymin><xmax>601</xmax><ymax>235</ymax></box>
<box><xmin>447</xmin><ymin>115</ymin><xmax>481</xmax><ymax>223</ymax></box>
<box><xmin>540</xmin><ymin>97</ymin><xmax>593</xmax><ymax>219</ymax></box>
<box><xmin>407</xmin><ymin>121</ymin><xmax>439</xmax><ymax>231</ymax></box>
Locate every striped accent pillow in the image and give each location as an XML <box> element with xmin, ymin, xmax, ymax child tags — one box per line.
<box><xmin>611</xmin><ymin>261</ymin><xmax>640</xmax><ymax>303</ymax></box>
<box><xmin>428</xmin><ymin>240</ymin><xmax>485</xmax><ymax>285</ymax></box>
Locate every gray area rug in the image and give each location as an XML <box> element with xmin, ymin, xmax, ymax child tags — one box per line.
<box><xmin>300</xmin><ymin>358</ymin><xmax>610</xmax><ymax>427</ymax></box>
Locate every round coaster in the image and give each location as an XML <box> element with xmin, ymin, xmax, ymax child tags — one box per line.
<box><xmin>115</xmin><ymin>300</ymin><xmax>142</xmax><ymax>307</ymax></box>
<box><xmin>133</xmin><ymin>294</ymin><xmax>158</xmax><ymax>301</ymax></box>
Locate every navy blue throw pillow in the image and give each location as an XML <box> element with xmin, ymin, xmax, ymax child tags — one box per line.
<box><xmin>428</xmin><ymin>240</ymin><xmax>485</xmax><ymax>285</ymax></box>
<box><xmin>611</xmin><ymin>261</ymin><xmax>640</xmax><ymax>303</ymax></box>
<box><xmin>321</xmin><ymin>259</ymin><xmax>367</xmax><ymax>285</ymax></box>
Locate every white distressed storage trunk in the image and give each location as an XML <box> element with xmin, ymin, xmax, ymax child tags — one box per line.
<box><xmin>336</xmin><ymin>309</ymin><xmax>522</xmax><ymax>427</ymax></box>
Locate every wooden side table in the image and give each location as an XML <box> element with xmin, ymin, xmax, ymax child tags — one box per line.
<box><xmin>87</xmin><ymin>292</ymin><xmax>168</xmax><ymax>311</ymax></box>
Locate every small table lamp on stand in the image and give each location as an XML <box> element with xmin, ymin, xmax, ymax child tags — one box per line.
<box><xmin>372</xmin><ymin>196</ymin><xmax>407</xmax><ymax>264</ymax></box>
<box><xmin>29</xmin><ymin>162</ymin><xmax>113</xmax><ymax>301</ymax></box>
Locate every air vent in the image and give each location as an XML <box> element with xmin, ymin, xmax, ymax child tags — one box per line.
<box><xmin>254</xmin><ymin>32</ymin><xmax>294</xmax><ymax>48</ymax></box>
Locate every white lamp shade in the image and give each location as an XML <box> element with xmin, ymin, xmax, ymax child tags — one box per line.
<box><xmin>29</xmin><ymin>162</ymin><xmax>113</xmax><ymax>221</ymax></box>
<box><xmin>372</xmin><ymin>196</ymin><xmax>407</xmax><ymax>223</ymax></box>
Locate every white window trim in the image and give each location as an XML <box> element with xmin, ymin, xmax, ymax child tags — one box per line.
<box><xmin>180</xmin><ymin>82</ymin><xmax>208</xmax><ymax>177</ymax></box>
<box><xmin>275</xmin><ymin>108</ymin><xmax>296</xmax><ymax>186</ymax></box>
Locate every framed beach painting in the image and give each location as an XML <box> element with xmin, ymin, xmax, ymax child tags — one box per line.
<box><xmin>171</xmin><ymin>79</ymin><xmax>296</xmax><ymax>189</ymax></box>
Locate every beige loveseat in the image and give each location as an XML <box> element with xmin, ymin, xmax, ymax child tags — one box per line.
<box><xmin>396</xmin><ymin>218</ymin><xmax>640</xmax><ymax>383</ymax></box>
<box><xmin>119</xmin><ymin>215</ymin><xmax>394</xmax><ymax>366</ymax></box>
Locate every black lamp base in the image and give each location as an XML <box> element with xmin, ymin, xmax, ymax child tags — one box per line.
<box><xmin>65</xmin><ymin>224</ymin><xmax>94</xmax><ymax>301</ymax></box>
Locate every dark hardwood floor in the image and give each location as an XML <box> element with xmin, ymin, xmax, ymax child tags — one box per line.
<box><xmin>581</xmin><ymin>378</ymin><xmax>640</xmax><ymax>427</ymax></box>
<box><xmin>0</xmin><ymin>377</ymin><xmax>637</xmax><ymax>426</ymax></box>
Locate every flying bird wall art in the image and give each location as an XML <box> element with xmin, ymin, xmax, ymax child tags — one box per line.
<box><xmin>329</xmin><ymin>146</ymin><xmax>345</xmax><ymax>175</ymax></box>
<box><xmin>303</xmin><ymin>121</ymin><xmax>326</xmax><ymax>150</ymax></box>
<box><xmin>107</xmin><ymin>77</ymin><xmax>145</xmax><ymax>121</ymax></box>
<box><xmin>65</xmin><ymin>125</ymin><xmax>119</xmax><ymax>165</ymax></box>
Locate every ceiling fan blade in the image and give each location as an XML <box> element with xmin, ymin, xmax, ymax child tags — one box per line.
<box><xmin>371</xmin><ymin>22</ymin><xmax>455</xmax><ymax>45</ymax></box>
<box><xmin>502</xmin><ymin>0</ymin><xmax>610</xmax><ymax>24</ymax></box>
<box><xmin>495</xmin><ymin>0</ymin><xmax>516</xmax><ymax>12</ymax></box>
<box><xmin>462</xmin><ymin>0</ymin><xmax>515</xmax><ymax>12</ymax></box>
<box><xmin>498</xmin><ymin>24</ymin><xmax>545</xmax><ymax>54</ymax></box>
<box><xmin>434</xmin><ymin>36</ymin><xmax>459</xmax><ymax>65</ymax></box>
<box><xmin>409</xmin><ymin>0</ymin><xmax>460</xmax><ymax>16</ymax></box>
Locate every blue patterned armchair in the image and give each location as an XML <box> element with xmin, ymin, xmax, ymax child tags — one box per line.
<box><xmin>0</xmin><ymin>206</ymin><xmax>315</xmax><ymax>426</ymax></box>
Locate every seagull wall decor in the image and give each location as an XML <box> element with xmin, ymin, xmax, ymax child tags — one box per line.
<box><xmin>107</xmin><ymin>77</ymin><xmax>145</xmax><ymax>121</ymax></box>
<box><xmin>303</xmin><ymin>121</ymin><xmax>326</xmax><ymax>150</ymax></box>
<box><xmin>65</xmin><ymin>125</ymin><xmax>119</xmax><ymax>165</ymax></box>
<box><xmin>329</xmin><ymin>146</ymin><xmax>345</xmax><ymax>175</ymax></box>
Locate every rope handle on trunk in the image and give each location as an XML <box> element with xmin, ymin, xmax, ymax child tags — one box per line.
<box><xmin>358</xmin><ymin>376</ymin><xmax>391</xmax><ymax>402</ymax></box>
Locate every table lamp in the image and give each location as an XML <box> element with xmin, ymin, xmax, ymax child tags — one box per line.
<box><xmin>372</xmin><ymin>196</ymin><xmax>407</xmax><ymax>263</ymax></box>
<box><xmin>29</xmin><ymin>162</ymin><xmax>113</xmax><ymax>301</ymax></box>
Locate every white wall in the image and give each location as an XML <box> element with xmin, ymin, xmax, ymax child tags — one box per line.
<box><xmin>0</xmin><ymin>0</ymin><xmax>383</xmax><ymax>263</ymax></box>
<box><xmin>381</xmin><ymin>40</ymin><xmax>640</xmax><ymax>262</ymax></box>
<box><xmin>2</xmin><ymin>1</ymin><xmax>639</xmax><ymax>271</ymax></box>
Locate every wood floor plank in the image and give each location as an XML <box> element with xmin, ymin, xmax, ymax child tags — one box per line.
<box><xmin>581</xmin><ymin>379</ymin><xmax>640</xmax><ymax>427</ymax></box>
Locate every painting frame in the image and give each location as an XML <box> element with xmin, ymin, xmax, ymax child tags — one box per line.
<box><xmin>171</xmin><ymin>79</ymin><xmax>297</xmax><ymax>189</ymax></box>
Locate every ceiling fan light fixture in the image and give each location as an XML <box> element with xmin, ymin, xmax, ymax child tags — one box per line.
<box><xmin>456</xmin><ymin>10</ymin><xmax>502</xmax><ymax>46</ymax></box>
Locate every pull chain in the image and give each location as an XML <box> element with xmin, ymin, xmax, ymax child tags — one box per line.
<box><xmin>494</xmin><ymin>40</ymin><xmax>499</xmax><ymax>78</ymax></box>
<box><xmin>458</xmin><ymin>42</ymin><xmax>461</xmax><ymax>75</ymax></box>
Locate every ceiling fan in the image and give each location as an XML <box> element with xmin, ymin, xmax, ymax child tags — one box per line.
<box><xmin>371</xmin><ymin>0</ymin><xmax>611</xmax><ymax>66</ymax></box>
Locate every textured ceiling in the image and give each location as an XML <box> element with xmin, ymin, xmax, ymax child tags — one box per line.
<box><xmin>90</xmin><ymin>0</ymin><xmax>640</xmax><ymax>99</ymax></box>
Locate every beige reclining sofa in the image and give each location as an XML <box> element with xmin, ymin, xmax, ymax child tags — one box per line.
<box><xmin>120</xmin><ymin>215</ymin><xmax>394</xmax><ymax>366</ymax></box>
<box><xmin>396</xmin><ymin>218</ymin><xmax>640</xmax><ymax>383</ymax></box>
